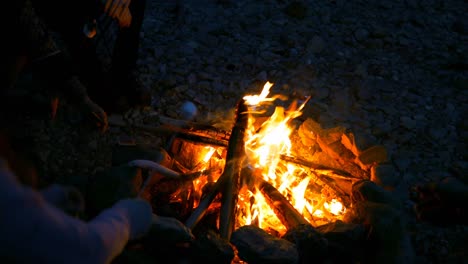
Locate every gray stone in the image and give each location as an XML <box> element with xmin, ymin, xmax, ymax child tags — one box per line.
<box><xmin>317</xmin><ymin>220</ymin><xmax>367</xmax><ymax>263</ymax></box>
<box><xmin>309</xmin><ymin>36</ymin><xmax>325</xmax><ymax>54</ymax></box>
<box><xmin>344</xmin><ymin>202</ymin><xmax>415</xmax><ymax>264</ymax></box>
<box><xmin>356</xmin><ymin>145</ymin><xmax>389</xmax><ymax>170</ymax></box>
<box><xmin>282</xmin><ymin>224</ymin><xmax>328</xmax><ymax>263</ymax></box>
<box><xmin>393</xmin><ymin>152</ymin><xmax>413</xmax><ymax>172</ymax></box>
<box><xmin>354</xmin><ymin>28</ymin><xmax>369</xmax><ymax>42</ymax></box>
<box><xmin>341</xmin><ymin>131</ymin><xmax>377</xmax><ymax>157</ymax></box>
<box><xmin>231</xmin><ymin>225</ymin><xmax>299</xmax><ymax>264</ymax></box>
<box><xmin>400</xmin><ymin>116</ymin><xmax>417</xmax><ymax>130</ymax></box>
<box><xmin>352</xmin><ymin>180</ymin><xmax>402</xmax><ymax>209</ymax></box>
<box><xmin>191</xmin><ymin>229</ymin><xmax>234</xmax><ymax>264</ymax></box>
<box><xmin>371</xmin><ymin>163</ymin><xmax>400</xmax><ymax>190</ymax></box>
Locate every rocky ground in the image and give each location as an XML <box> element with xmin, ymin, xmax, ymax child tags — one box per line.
<box><xmin>136</xmin><ymin>1</ymin><xmax>467</xmax><ymax>261</ymax></box>
<box><xmin>4</xmin><ymin>0</ymin><xmax>467</xmax><ymax>263</ymax></box>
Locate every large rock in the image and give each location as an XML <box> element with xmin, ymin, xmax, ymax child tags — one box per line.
<box><xmin>231</xmin><ymin>225</ymin><xmax>299</xmax><ymax>264</ymax></box>
<box><xmin>282</xmin><ymin>224</ymin><xmax>328</xmax><ymax>263</ymax></box>
<box><xmin>343</xmin><ymin>202</ymin><xmax>414</xmax><ymax>264</ymax></box>
<box><xmin>356</xmin><ymin>145</ymin><xmax>388</xmax><ymax>170</ymax></box>
<box><xmin>317</xmin><ymin>220</ymin><xmax>367</xmax><ymax>263</ymax></box>
<box><xmin>370</xmin><ymin>163</ymin><xmax>400</xmax><ymax>190</ymax></box>
<box><xmin>351</xmin><ymin>180</ymin><xmax>401</xmax><ymax>209</ymax></box>
<box><xmin>190</xmin><ymin>229</ymin><xmax>234</xmax><ymax>264</ymax></box>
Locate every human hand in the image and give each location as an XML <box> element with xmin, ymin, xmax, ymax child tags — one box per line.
<box><xmin>113</xmin><ymin>198</ymin><xmax>153</xmax><ymax>240</ymax></box>
<box><xmin>80</xmin><ymin>97</ymin><xmax>109</xmax><ymax>133</ymax></box>
<box><xmin>103</xmin><ymin>0</ymin><xmax>133</xmax><ymax>28</ymax></box>
<box><xmin>67</xmin><ymin>76</ymin><xmax>109</xmax><ymax>132</ymax></box>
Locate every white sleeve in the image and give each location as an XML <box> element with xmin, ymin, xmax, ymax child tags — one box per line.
<box><xmin>0</xmin><ymin>159</ymin><xmax>152</xmax><ymax>264</ymax></box>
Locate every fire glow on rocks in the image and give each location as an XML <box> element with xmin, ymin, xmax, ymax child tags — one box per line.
<box><xmin>185</xmin><ymin>81</ymin><xmax>347</xmax><ymax>237</ymax></box>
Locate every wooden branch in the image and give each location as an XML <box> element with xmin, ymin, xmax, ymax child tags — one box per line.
<box><xmin>315</xmin><ymin>136</ymin><xmax>369</xmax><ymax>179</ymax></box>
<box><xmin>184</xmin><ymin>175</ymin><xmax>224</xmax><ymax>230</ymax></box>
<box><xmin>304</xmin><ymin>171</ymin><xmax>351</xmax><ymax>208</ymax></box>
<box><xmin>277</xmin><ymin>156</ymin><xmax>351</xmax><ymax>205</ymax></box>
<box><xmin>184</xmin><ymin>100</ymin><xmax>248</xmax><ymax>233</ymax></box>
<box><xmin>280</xmin><ymin>155</ymin><xmax>360</xmax><ymax>180</ymax></box>
<box><xmin>219</xmin><ymin>99</ymin><xmax>248</xmax><ymax>240</ymax></box>
<box><xmin>175</xmin><ymin>131</ymin><xmax>228</xmax><ymax>147</ymax></box>
<box><xmin>259</xmin><ymin>179</ymin><xmax>310</xmax><ymax>230</ymax></box>
<box><xmin>108</xmin><ymin>118</ymin><xmax>229</xmax><ymax>147</ymax></box>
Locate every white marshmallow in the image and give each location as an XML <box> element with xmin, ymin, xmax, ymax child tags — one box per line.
<box><xmin>180</xmin><ymin>101</ymin><xmax>198</xmax><ymax>120</ymax></box>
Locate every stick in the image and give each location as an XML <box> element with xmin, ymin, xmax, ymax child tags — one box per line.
<box><xmin>184</xmin><ymin>100</ymin><xmax>248</xmax><ymax>232</ymax></box>
<box><xmin>280</xmin><ymin>155</ymin><xmax>359</xmax><ymax>180</ymax></box>
<box><xmin>259</xmin><ymin>179</ymin><xmax>310</xmax><ymax>230</ymax></box>
<box><xmin>128</xmin><ymin>160</ymin><xmax>181</xmax><ymax>179</ymax></box>
<box><xmin>315</xmin><ymin>136</ymin><xmax>369</xmax><ymax>179</ymax></box>
<box><xmin>108</xmin><ymin>119</ymin><xmax>230</xmax><ymax>147</ymax></box>
<box><xmin>184</xmin><ymin>173</ymin><xmax>224</xmax><ymax>230</ymax></box>
<box><xmin>219</xmin><ymin>99</ymin><xmax>248</xmax><ymax>240</ymax></box>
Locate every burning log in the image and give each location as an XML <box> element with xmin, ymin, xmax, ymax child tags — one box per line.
<box><xmin>278</xmin><ymin>155</ymin><xmax>352</xmax><ymax>206</ymax></box>
<box><xmin>219</xmin><ymin>99</ymin><xmax>248</xmax><ymax>240</ymax></box>
<box><xmin>307</xmin><ymin>171</ymin><xmax>349</xmax><ymax>203</ymax></box>
<box><xmin>315</xmin><ymin>137</ymin><xmax>369</xmax><ymax>179</ymax></box>
<box><xmin>280</xmin><ymin>154</ymin><xmax>360</xmax><ymax>180</ymax></box>
<box><xmin>259</xmin><ymin>179</ymin><xmax>310</xmax><ymax>231</ymax></box>
<box><xmin>184</xmin><ymin>99</ymin><xmax>249</xmax><ymax>238</ymax></box>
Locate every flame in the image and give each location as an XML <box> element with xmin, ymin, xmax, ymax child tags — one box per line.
<box><xmin>324</xmin><ymin>199</ymin><xmax>346</xmax><ymax>216</ymax></box>
<box><xmin>243</xmin><ymin>81</ymin><xmax>275</xmax><ymax>105</ymax></box>
<box><xmin>187</xmin><ymin>81</ymin><xmax>346</xmax><ymax>235</ymax></box>
<box><xmin>192</xmin><ymin>146</ymin><xmax>224</xmax><ymax>208</ymax></box>
<box><xmin>237</xmin><ymin>81</ymin><xmax>346</xmax><ymax>235</ymax></box>
<box><xmin>202</xmin><ymin>147</ymin><xmax>216</xmax><ymax>163</ymax></box>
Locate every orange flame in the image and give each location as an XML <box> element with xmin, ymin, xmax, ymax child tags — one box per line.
<box><xmin>237</xmin><ymin>81</ymin><xmax>346</xmax><ymax>235</ymax></box>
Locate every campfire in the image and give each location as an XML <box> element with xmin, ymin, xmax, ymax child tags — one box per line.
<box><xmin>140</xmin><ymin>82</ymin><xmax>372</xmax><ymax>234</ymax></box>
<box><xmin>125</xmin><ymin>81</ymin><xmax>396</xmax><ymax>262</ymax></box>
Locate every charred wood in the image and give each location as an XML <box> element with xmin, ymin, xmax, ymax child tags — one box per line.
<box><xmin>259</xmin><ymin>179</ymin><xmax>310</xmax><ymax>230</ymax></box>
<box><xmin>108</xmin><ymin>117</ymin><xmax>230</xmax><ymax>147</ymax></box>
<box><xmin>219</xmin><ymin>99</ymin><xmax>248</xmax><ymax>240</ymax></box>
<box><xmin>185</xmin><ymin>100</ymin><xmax>248</xmax><ymax>232</ymax></box>
<box><xmin>280</xmin><ymin>154</ymin><xmax>361</xmax><ymax>180</ymax></box>
<box><xmin>315</xmin><ymin>136</ymin><xmax>369</xmax><ymax>179</ymax></box>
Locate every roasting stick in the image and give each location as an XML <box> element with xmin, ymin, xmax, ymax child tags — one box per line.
<box><xmin>128</xmin><ymin>160</ymin><xmax>214</xmax><ymax>197</ymax></box>
<box><xmin>128</xmin><ymin>159</ymin><xmax>181</xmax><ymax>178</ymax></box>
<box><xmin>128</xmin><ymin>160</ymin><xmax>181</xmax><ymax>197</ymax></box>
